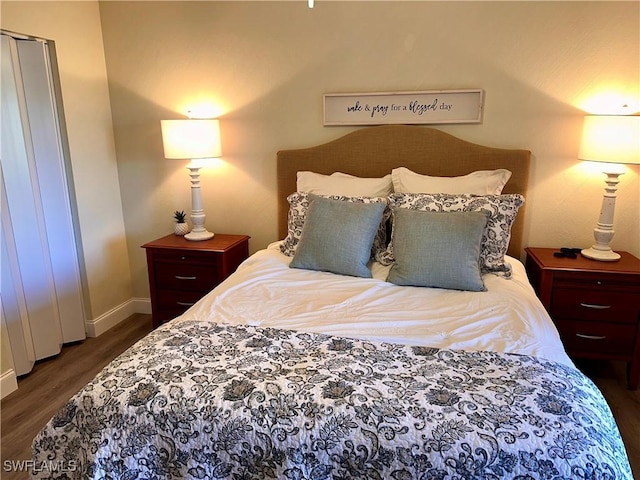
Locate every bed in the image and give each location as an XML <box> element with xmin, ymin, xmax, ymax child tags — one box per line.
<box><xmin>32</xmin><ymin>126</ymin><xmax>633</xmax><ymax>479</ymax></box>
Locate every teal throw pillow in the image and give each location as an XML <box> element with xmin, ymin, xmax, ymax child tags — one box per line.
<box><xmin>387</xmin><ymin>209</ymin><xmax>488</xmax><ymax>291</ymax></box>
<box><xmin>290</xmin><ymin>196</ymin><xmax>386</xmax><ymax>278</ymax></box>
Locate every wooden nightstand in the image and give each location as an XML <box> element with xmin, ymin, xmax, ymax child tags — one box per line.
<box><xmin>142</xmin><ymin>233</ymin><xmax>250</xmax><ymax>328</ymax></box>
<box><xmin>525</xmin><ymin>247</ymin><xmax>640</xmax><ymax>389</ymax></box>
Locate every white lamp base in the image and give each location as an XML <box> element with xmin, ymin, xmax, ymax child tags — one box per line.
<box><xmin>581</xmin><ymin>246</ymin><xmax>620</xmax><ymax>262</ymax></box>
<box><xmin>185</xmin><ymin>230</ymin><xmax>214</xmax><ymax>241</ymax></box>
<box><xmin>581</xmin><ymin>171</ymin><xmax>622</xmax><ymax>262</ymax></box>
<box><xmin>184</xmin><ymin>163</ymin><xmax>214</xmax><ymax>242</ymax></box>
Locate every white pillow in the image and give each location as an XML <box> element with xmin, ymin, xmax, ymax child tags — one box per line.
<box><xmin>391</xmin><ymin>167</ymin><xmax>512</xmax><ymax>195</ymax></box>
<box><xmin>297</xmin><ymin>171</ymin><xmax>392</xmax><ymax>197</ymax></box>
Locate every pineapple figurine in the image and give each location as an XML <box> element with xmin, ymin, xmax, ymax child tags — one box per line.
<box><xmin>173</xmin><ymin>210</ymin><xmax>189</xmax><ymax>236</ymax></box>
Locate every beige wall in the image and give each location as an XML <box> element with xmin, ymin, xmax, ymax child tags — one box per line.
<box><xmin>1</xmin><ymin>3</ymin><xmax>133</xmax><ymax>322</ymax></box>
<box><xmin>99</xmin><ymin>1</ymin><xmax>639</xmax><ymax>300</ymax></box>
<box><xmin>2</xmin><ymin>1</ymin><xmax>638</xmax><ymax>323</ymax></box>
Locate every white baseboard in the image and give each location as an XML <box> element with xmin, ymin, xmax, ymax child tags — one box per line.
<box><xmin>2</xmin><ymin>298</ymin><xmax>151</xmax><ymax>398</ymax></box>
<box><xmin>85</xmin><ymin>297</ymin><xmax>152</xmax><ymax>337</ymax></box>
<box><xmin>133</xmin><ymin>297</ymin><xmax>152</xmax><ymax>315</ymax></box>
<box><xmin>1</xmin><ymin>369</ymin><xmax>18</xmax><ymax>400</ymax></box>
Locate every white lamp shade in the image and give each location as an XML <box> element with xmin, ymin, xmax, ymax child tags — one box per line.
<box><xmin>578</xmin><ymin>115</ymin><xmax>640</xmax><ymax>165</ymax></box>
<box><xmin>161</xmin><ymin>119</ymin><xmax>222</xmax><ymax>159</ymax></box>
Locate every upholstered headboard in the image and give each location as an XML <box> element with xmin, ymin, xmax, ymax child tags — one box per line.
<box><xmin>277</xmin><ymin>125</ymin><xmax>530</xmax><ymax>257</ymax></box>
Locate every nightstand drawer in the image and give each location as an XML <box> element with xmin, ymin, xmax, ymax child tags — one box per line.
<box><xmin>157</xmin><ymin>289</ymin><xmax>207</xmax><ymax>313</ymax></box>
<box><xmin>554</xmin><ymin>319</ymin><xmax>637</xmax><ymax>356</ymax></box>
<box><xmin>554</xmin><ymin>271</ymin><xmax>639</xmax><ymax>293</ymax></box>
<box><xmin>551</xmin><ymin>288</ymin><xmax>639</xmax><ymax>323</ymax></box>
<box><xmin>154</xmin><ymin>263</ymin><xmax>219</xmax><ymax>291</ymax></box>
<box><xmin>153</xmin><ymin>250</ymin><xmax>218</xmax><ymax>265</ymax></box>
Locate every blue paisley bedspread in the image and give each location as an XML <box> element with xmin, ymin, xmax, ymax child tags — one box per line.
<box><xmin>32</xmin><ymin>320</ymin><xmax>632</xmax><ymax>479</ymax></box>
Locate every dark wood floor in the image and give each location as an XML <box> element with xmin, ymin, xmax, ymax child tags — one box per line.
<box><xmin>1</xmin><ymin>313</ymin><xmax>153</xmax><ymax>480</ymax></box>
<box><xmin>2</xmin><ymin>314</ymin><xmax>639</xmax><ymax>479</ymax></box>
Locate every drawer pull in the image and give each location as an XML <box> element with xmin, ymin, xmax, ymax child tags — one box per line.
<box><xmin>576</xmin><ymin>333</ymin><xmax>607</xmax><ymax>341</ymax></box>
<box><xmin>579</xmin><ymin>303</ymin><xmax>611</xmax><ymax>310</ymax></box>
<box><xmin>176</xmin><ymin>301</ymin><xmax>195</xmax><ymax>307</ymax></box>
<box><xmin>175</xmin><ymin>275</ymin><xmax>197</xmax><ymax>281</ymax></box>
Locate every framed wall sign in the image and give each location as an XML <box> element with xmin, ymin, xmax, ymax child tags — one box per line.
<box><xmin>323</xmin><ymin>89</ymin><xmax>484</xmax><ymax>126</ymax></box>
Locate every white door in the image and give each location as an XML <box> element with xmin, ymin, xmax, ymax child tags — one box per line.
<box><xmin>1</xmin><ymin>32</ymin><xmax>86</xmax><ymax>375</ymax></box>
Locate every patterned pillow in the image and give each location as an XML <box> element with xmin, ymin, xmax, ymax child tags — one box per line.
<box><xmin>377</xmin><ymin>193</ymin><xmax>525</xmax><ymax>277</ymax></box>
<box><xmin>280</xmin><ymin>192</ymin><xmax>390</xmax><ymax>258</ymax></box>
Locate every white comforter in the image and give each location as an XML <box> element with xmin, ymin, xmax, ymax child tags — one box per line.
<box><xmin>179</xmin><ymin>242</ymin><xmax>573</xmax><ymax>366</ymax></box>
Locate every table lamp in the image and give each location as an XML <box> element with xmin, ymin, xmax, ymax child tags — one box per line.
<box><xmin>578</xmin><ymin>114</ymin><xmax>640</xmax><ymax>261</ymax></box>
<box><xmin>160</xmin><ymin>118</ymin><xmax>221</xmax><ymax>241</ymax></box>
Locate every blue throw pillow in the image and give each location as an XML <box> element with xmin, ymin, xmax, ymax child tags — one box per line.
<box><xmin>387</xmin><ymin>208</ymin><xmax>488</xmax><ymax>291</ymax></box>
<box><xmin>290</xmin><ymin>196</ymin><xmax>386</xmax><ymax>278</ymax></box>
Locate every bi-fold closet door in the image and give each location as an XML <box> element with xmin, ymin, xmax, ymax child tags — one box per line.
<box><xmin>1</xmin><ymin>31</ymin><xmax>86</xmax><ymax>378</ymax></box>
